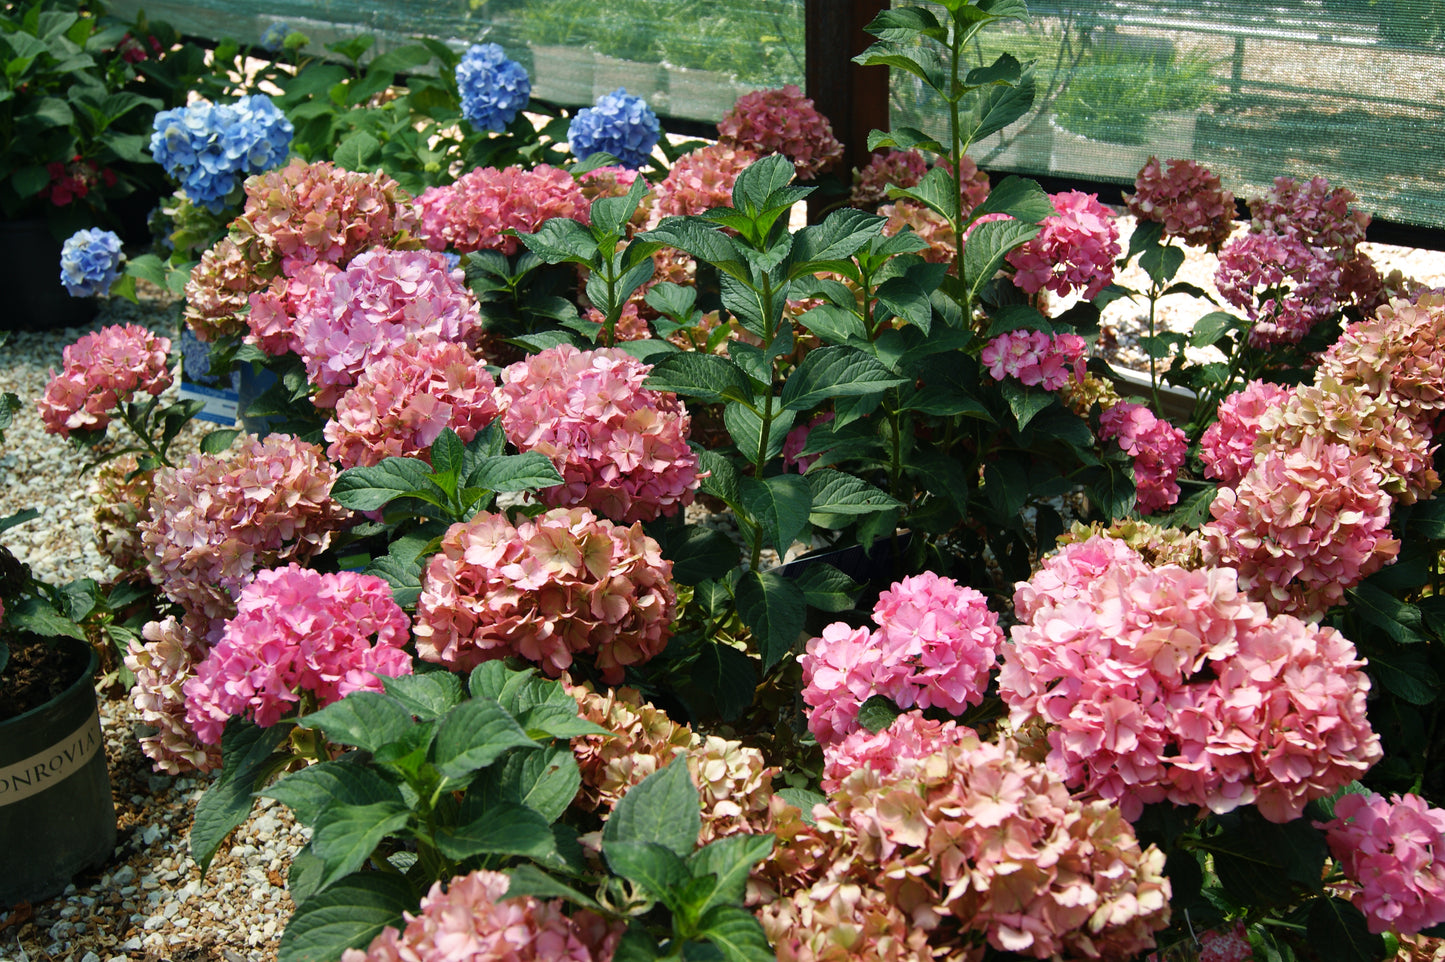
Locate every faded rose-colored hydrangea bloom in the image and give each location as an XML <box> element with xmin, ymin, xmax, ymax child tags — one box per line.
<box><xmin>1002</xmin><ymin>536</ymin><xmax>1381</xmax><ymax>822</ymax></box>
<box><xmin>1204</xmin><ymin>434</ymin><xmax>1399</xmax><ymax>618</ymax></box>
<box><xmin>849</xmin><ymin>149</ymin><xmax>930</xmax><ymax>209</ymax></box>
<box><xmin>1007</xmin><ymin>190</ymin><xmax>1120</xmax><ymax>301</ymax></box>
<box><xmin>717</xmin><ymin>84</ymin><xmax>843</xmax><ymax>179</ymax></box>
<box><xmin>415</xmin><ymin>164</ymin><xmax>590</xmax><ymax>256</ymax></box>
<box><xmin>1322</xmin><ymin>294</ymin><xmax>1445</xmax><ymax>430</ymax></box>
<box><xmin>298</xmin><ymin>248</ymin><xmax>483</xmax><ymax>407</ymax></box>
<box><xmin>184</xmin><ymin>566</ymin><xmax>412</xmax><ymax>744</ymax></box>
<box><xmin>1256</xmin><ymin>376</ymin><xmax>1439</xmax><ymax>505</ymax></box>
<box><xmin>415</xmin><ymin>508</ymin><xmax>674</xmax><ymax>683</ymax></box>
<box><xmin>324</xmin><ymin>340</ymin><xmax>499</xmax><ymax>468</ymax></box>
<box><xmin>582</xmin><ymin>301</ymin><xmax>652</xmax><ymax>343</ymax></box>
<box><xmin>183</xmin><ymin>237</ymin><xmax>263</xmax><ymax>342</ymax></box>
<box><xmin>341</xmin><ymin>869</ymin><xmax>623</xmax><ymax>962</ymax></box>
<box><xmin>1099</xmin><ymin>401</ymin><xmax>1188</xmax><ymax>514</ymax></box>
<box><xmin>1056</xmin><ymin>518</ymin><xmax>1208</xmax><ymax>571</ymax></box>
<box><xmin>141</xmin><ymin>435</ymin><xmax>350</xmax><ymax>620</ymax></box>
<box><xmin>653</xmin><ymin>142</ymin><xmax>757</xmax><ymax>219</ymax></box>
<box><xmin>92</xmin><ymin>454</ymin><xmax>156</xmax><ymax>576</ymax></box>
<box><xmin>800</xmin><ymin>572</ymin><xmax>1002</xmax><ymax>746</ymax></box>
<box><xmin>1215</xmin><ymin>229</ymin><xmax>1342</xmax><ymax>346</ymax></box>
<box><xmin>37</xmin><ymin>324</ymin><xmax>172</xmax><ymax>439</ymax></box>
<box><xmin>980</xmin><ymin>329</ymin><xmax>1088</xmax><ymax>391</ymax></box>
<box><xmin>1197</xmin><ymin>922</ymin><xmax>1254</xmax><ymax>962</ymax></box>
<box><xmin>1061</xmin><ymin>370</ymin><xmax>1123</xmax><ymax>417</ymax></box>
<box><xmin>1248</xmin><ymin>174</ymin><xmax>1370</xmax><ymax>253</ymax></box>
<box><xmin>1199</xmin><ymin>379</ymin><xmax>1295</xmax><ymax>485</ymax></box>
<box><xmin>496</xmin><ymin>344</ymin><xmax>698</xmax><ymax>524</ymax></box>
<box><xmin>1124</xmin><ymin>156</ymin><xmax>1236</xmax><ymax>251</ymax></box>
<box><xmin>578</xmin><ymin>164</ymin><xmax>651</xmax><ymax>234</ymax></box>
<box><xmin>820</xmin><ymin>711</ymin><xmax>976</xmax><ymax>794</ymax></box>
<box><xmin>1319</xmin><ymin>791</ymin><xmax>1445</xmax><ymax>935</ymax></box>
<box><xmin>879</xmin><ymin>201</ymin><xmax>956</xmax><ymax>265</ymax></box>
<box><xmin>124</xmin><ymin>613</ymin><xmax>222</xmax><ymax>774</ymax></box>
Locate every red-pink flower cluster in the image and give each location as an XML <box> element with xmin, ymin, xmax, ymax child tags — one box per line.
<box><xmin>1248</xmin><ymin>175</ymin><xmax>1370</xmax><ymax>253</ymax></box>
<box><xmin>1001</xmin><ymin>537</ymin><xmax>1381</xmax><ymax>822</ymax></box>
<box><xmin>1319</xmin><ymin>792</ymin><xmax>1445</xmax><ymax>935</ymax></box>
<box><xmin>1199</xmin><ymin>379</ymin><xmax>1295</xmax><ymax>485</ymax></box>
<box><xmin>324</xmin><ymin>340</ymin><xmax>500</xmax><ymax>468</ymax></box>
<box><xmin>124</xmin><ymin>613</ymin><xmax>222</xmax><ymax>774</ymax></box>
<box><xmin>1197</xmin><ymin>922</ymin><xmax>1255</xmax><ymax>962</ymax></box>
<box><xmin>758</xmin><ymin>717</ymin><xmax>1172</xmax><ymax>961</ymax></box>
<box><xmin>1322</xmin><ymin>294</ymin><xmax>1445</xmax><ymax>430</ymax></box>
<box><xmin>980</xmin><ymin>329</ymin><xmax>1088</xmax><ymax>391</ymax></box>
<box><xmin>800</xmin><ymin>572</ymin><xmax>1002</xmax><ymax>746</ymax></box>
<box><xmin>245</xmin><ymin>262</ymin><xmax>339</xmax><ymax>356</ymax></box>
<box><xmin>415</xmin><ymin>164</ymin><xmax>590</xmax><ymax>255</ymax></box>
<box><xmin>1124</xmin><ymin>157</ymin><xmax>1236</xmax><ymax>251</ymax></box>
<box><xmin>1215</xmin><ymin>229</ymin><xmax>1342</xmax><ymax>346</ymax></box>
<box><xmin>717</xmin><ymin>85</ymin><xmax>843</xmax><ymax>179</ymax></box>
<box><xmin>341</xmin><ymin>869</ymin><xmax>623</xmax><ymax>962</ymax></box>
<box><xmin>1203</xmin><ymin>434</ymin><xmax>1399</xmax><ymax>618</ymax></box>
<box><xmin>849</xmin><ymin>149</ymin><xmax>929</xmax><ymax>209</ymax></box>
<box><xmin>37</xmin><ymin>324</ymin><xmax>172</xmax><ymax>439</ymax></box>
<box><xmin>652</xmin><ymin>143</ymin><xmax>757</xmax><ymax>219</ymax></box>
<box><xmin>140</xmin><ymin>435</ymin><xmax>351</xmax><ymax>620</ymax></box>
<box><xmin>1098</xmin><ymin>401</ymin><xmax>1187</xmax><ymax>514</ymax></box>
<box><xmin>780</xmin><ymin>411</ymin><xmax>834</xmax><ymax>474</ymax></box>
<box><xmin>184</xmin><ymin>565</ymin><xmax>412</xmax><ymax>744</ymax></box>
<box><xmin>496</xmin><ymin>344</ymin><xmax>698</xmax><ymax>524</ymax></box>
<box><xmin>298</xmin><ymin>248</ymin><xmax>483</xmax><ymax>406</ymax></box>
<box><xmin>1007</xmin><ymin>190</ymin><xmax>1120</xmax><ymax>301</ymax></box>
<box><xmin>414</xmin><ymin>507</ymin><xmax>674</xmax><ymax>683</ymax></box>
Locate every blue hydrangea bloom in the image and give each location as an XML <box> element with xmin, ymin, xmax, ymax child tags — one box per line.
<box><xmin>568</xmin><ymin>88</ymin><xmax>660</xmax><ymax>169</ymax></box>
<box><xmin>259</xmin><ymin>22</ymin><xmax>289</xmax><ymax>53</ymax></box>
<box><xmin>59</xmin><ymin>229</ymin><xmax>125</xmax><ymax>298</ymax></box>
<box><xmin>148</xmin><ymin>94</ymin><xmax>294</xmax><ymax>213</ymax></box>
<box><xmin>456</xmin><ymin>43</ymin><xmax>531</xmax><ymax>133</ymax></box>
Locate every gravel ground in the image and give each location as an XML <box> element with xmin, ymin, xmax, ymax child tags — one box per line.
<box><xmin>1</xmin><ymin>222</ymin><xmax>1442</xmax><ymax>962</ymax></box>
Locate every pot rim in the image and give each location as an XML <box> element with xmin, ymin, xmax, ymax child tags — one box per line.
<box><xmin>0</xmin><ymin>635</ymin><xmax>98</xmax><ymax>729</ymax></box>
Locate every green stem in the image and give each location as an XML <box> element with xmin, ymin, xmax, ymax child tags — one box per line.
<box><xmin>119</xmin><ymin>405</ymin><xmax>173</xmax><ymax>470</ymax></box>
<box><xmin>948</xmin><ymin>25</ymin><xmax>966</xmax><ymax>300</ymax></box>
<box><xmin>749</xmin><ymin>272</ymin><xmax>780</xmax><ymax>571</ymax></box>
<box><xmin>1147</xmin><ymin>277</ymin><xmax>1163</xmax><ymax>417</ymax></box>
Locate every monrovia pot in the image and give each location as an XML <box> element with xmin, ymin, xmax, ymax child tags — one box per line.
<box><xmin>0</xmin><ymin>219</ymin><xmax>97</xmax><ymax>332</ymax></box>
<box><xmin>0</xmin><ymin>637</ymin><xmax>115</xmax><ymax>907</ymax></box>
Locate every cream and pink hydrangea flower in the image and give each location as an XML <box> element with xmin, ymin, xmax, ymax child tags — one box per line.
<box><xmin>37</xmin><ymin>323</ymin><xmax>172</xmax><ymax>439</ymax></box>
<box><xmin>124</xmin><ymin>613</ymin><xmax>223</xmax><ymax>774</ymax></box>
<box><xmin>1322</xmin><ymin>293</ymin><xmax>1445</xmax><ymax>430</ymax></box>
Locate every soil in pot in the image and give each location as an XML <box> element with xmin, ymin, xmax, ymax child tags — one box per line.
<box><xmin>0</xmin><ymin>634</ymin><xmax>90</xmax><ymax>720</ymax></box>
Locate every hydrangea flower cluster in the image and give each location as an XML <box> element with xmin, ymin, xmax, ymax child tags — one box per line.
<box><xmin>58</xmin><ymin>227</ymin><xmax>125</xmax><ymax>297</ymax></box>
<box><xmin>1007</xmin><ymin>190</ymin><xmax>1120</xmax><ymax>300</ymax></box>
<box><xmin>1001</xmin><ymin>537</ymin><xmax>1382</xmax><ymax>822</ymax></box>
<box><xmin>246</xmin><ymin>261</ymin><xmax>338</xmax><ymax>356</ymax></box>
<box><xmin>800</xmin><ymin>572</ymin><xmax>1003</xmax><ymax>745</ymax></box>
<box><xmin>1249</xmin><ymin>175</ymin><xmax>1370</xmax><ymax>252</ymax></box>
<box><xmin>1318</xmin><ymin>791</ymin><xmax>1445</xmax><ymax>935</ymax></box>
<box><xmin>1203</xmin><ymin>435</ymin><xmax>1399</xmax><ymax>618</ymax></box>
<box><xmin>567</xmin><ymin>88</ymin><xmax>660</xmax><ymax>169</ymax></box>
<box><xmin>298</xmin><ymin>248</ymin><xmax>483</xmax><ymax>406</ymax></box>
<box><xmin>652</xmin><ymin>143</ymin><xmax>756</xmax><ymax>219</ymax></box>
<box><xmin>758</xmin><ymin>719</ymin><xmax>1172</xmax><ymax>961</ymax></box>
<box><xmin>780</xmin><ymin>411</ymin><xmax>834</xmax><ymax>474</ymax></box>
<box><xmin>455</xmin><ymin>43</ymin><xmax>531</xmax><ymax>133</ymax></box>
<box><xmin>717</xmin><ymin>84</ymin><xmax>843</xmax><ymax>179</ymax></box>
<box><xmin>414</xmin><ymin>507</ymin><xmax>675</xmax><ymax>683</ymax></box>
<box><xmin>578</xmin><ymin>165</ymin><xmax>651</xmax><ymax>234</ymax></box>
<box><xmin>415</xmin><ymin>164</ymin><xmax>589</xmax><ymax>256</ymax></box>
<box><xmin>819</xmin><ymin>711</ymin><xmax>975</xmax><ymax>794</ymax></box>
<box><xmin>1215</xmin><ymin>229</ymin><xmax>1342</xmax><ymax>346</ymax></box>
<box><xmin>184</xmin><ymin>566</ymin><xmax>412</xmax><ymax>744</ymax></box>
<box><xmin>182</xmin><ymin>237</ymin><xmax>259</xmax><ymax>342</ymax></box>
<box><xmin>496</xmin><ymin>344</ymin><xmax>699</xmax><ymax>524</ymax></box>
<box><xmin>980</xmin><ymin>329</ymin><xmax>1088</xmax><ymax>390</ymax></box>
<box><xmin>258</xmin><ymin>21</ymin><xmax>290</xmax><ymax>52</ymax></box>
<box><xmin>1098</xmin><ymin>401</ymin><xmax>1187</xmax><ymax>514</ymax></box>
<box><xmin>92</xmin><ymin>454</ymin><xmax>156</xmax><ymax>575</ymax></box>
<box><xmin>123</xmin><ymin>613</ymin><xmax>222</xmax><ymax>774</ymax></box>
<box><xmin>1124</xmin><ymin>157</ymin><xmax>1236</xmax><ymax>250</ymax></box>
<box><xmin>140</xmin><ymin>435</ymin><xmax>350</xmax><ymax>620</ymax></box>
<box><xmin>149</xmin><ymin>95</ymin><xmax>293</xmax><ymax>211</ymax></box>
<box><xmin>341</xmin><ymin>869</ymin><xmax>623</xmax><ymax>962</ymax></box>
<box><xmin>879</xmin><ymin>201</ymin><xmax>956</xmax><ymax>265</ymax></box>
<box><xmin>1199</xmin><ymin>379</ymin><xmax>1295</xmax><ymax>484</ymax></box>
<box><xmin>1056</xmin><ymin>518</ymin><xmax>1207</xmax><ymax>571</ymax></box>
<box><xmin>42</xmin><ymin>157</ymin><xmax>115</xmax><ymax>207</ymax></box>
<box><xmin>1197</xmin><ymin>923</ymin><xmax>1255</xmax><ymax>962</ymax></box>
<box><xmin>1322</xmin><ymin>294</ymin><xmax>1445</xmax><ymax>430</ymax></box>
<box><xmin>324</xmin><ymin>340</ymin><xmax>500</xmax><ymax>468</ymax></box>
<box><xmin>37</xmin><ymin>323</ymin><xmax>172</xmax><ymax>439</ymax></box>
<box><xmin>849</xmin><ymin>149</ymin><xmax>929</xmax><ymax>208</ymax></box>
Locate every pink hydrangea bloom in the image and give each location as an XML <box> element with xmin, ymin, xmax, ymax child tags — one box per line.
<box><xmin>1215</xmin><ymin>229</ymin><xmax>1343</xmax><ymax>346</ymax></box>
<box><xmin>37</xmin><ymin>324</ymin><xmax>172</xmax><ymax>438</ymax></box>
<box><xmin>879</xmin><ymin>201</ymin><xmax>956</xmax><ymax>265</ymax></box>
<box><xmin>414</xmin><ymin>507</ymin><xmax>675</xmax><ymax>684</ymax></box>
<box><xmin>1198</xmin><ymin>922</ymin><xmax>1254</xmax><ymax>962</ymax></box>
<box><xmin>325</xmin><ymin>340</ymin><xmax>500</xmax><ymax>469</ymax></box>
<box><xmin>1322</xmin><ymin>294</ymin><xmax>1445</xmax><ymax>430</ymax></box>
<box><xmin>140</xmin><ymin>435</ymin><xmax>351</xmax><ymax>620</ymax></box>
<box><xmin>1199</xmin><ymin>379</ymin><xmax>1296</xmax><ymax>485</ymax></box>
<box><xmin>980</xmin><ymin>329</ymin><xmax>1088</xmax><ymax>391</ymax></box>
<box><xmin>1099</xmin><ymin>401</ymin><xmax>1188</xmax><ymax>514</ymax></box>
<box><xmin>1248</xmin><ymin>175</ymin><xmax>1369</xmax><ymax>253</ymax></box>
<box><xmin>184</xmin><ymin>565</ymin><xmax>413</xmax><ymax>744</ymax></box>
<box><xmin>298</xmin><ymin>248</ymin><xmax>483</xmax><ymax>406</ymax></box>
<box><xmin>1001</xmin><ymin>538</ymin><xmax>1382</xmax><ymax>822</ymax></box>
<box><xmin>124</xmin><ymin>613</ymin><xmax>222</xmax><ymax>774</ymax></box>
<box><xmin>800</xmin><ymin>573</ymin><xmax>1002</xmax><ymax>746</ymax></box>
<box><xmin>1007</xmin><ymin>190</ymin><xmax>1120</xmax><ymax>300</ymax></box>
<box><xmin>849</xmin><ymin>149</ymin><xmax>930</xmax><ymax>209</ymax></box>
<box><xmin>821</xmin><ymin>711</ymin><xmax>976</xmax><ymax>793</ymax></box>
<box><xmin>582</xmin><ymin>301</ymin><xmax>652</xmax><ymax>342</ymax></box>
<box><xmin>1319</xmin><ymin>792</ymin><xmax>1445</xmax><ymax>935</ymax></box>
<box><xmin>245</xmin><ymin>261</ymin><xmax>339</xmax><ymax>356</ymax></box>
<box><xmin>780</xmin><ymin>411</ymin><xmax>834</xmax><ymax>474</ymax></box>
<box><xmin>1203</xmin><ymin>434</ymin><xmax>1399</xmax><ymax>618</ymax></box>
<box><xmin>1012</xmin><ymin>534</ymin><xmax>1154</xmax><ymax>622</ymax></box>
<box><xmin>341</xmin><ymin>869</ymin><xmax>623</xmax><ymax>962</ymax></box>
<box><xmin>935</xmin><ymin>155</ymin><xmax>993</xmax><ymax>216</ymax></box>
<box><xmin>717</xmin><ymin>84</ymin><xmax>843</xmax><ymax>179</ymax></box>
<box><xmin>652</xmin><ymin>143</ymin><xmax>756</xmax><ymax>219</ymax></box>
<box><xmin>496</xmin><ymin>344</ymin><xmax>699</xmax><ymax>524</ymax></box>
<box><xmin>1124</xmin><ymin>157</ymin><xmax>1237</xmax><ymax>251</ymax></box>
<box><xmin>415</xmin><ymin>164</ymin><xmax>590</xmax><ymax>255</ymax></box>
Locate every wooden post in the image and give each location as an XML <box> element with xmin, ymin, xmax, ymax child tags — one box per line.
<box><xmin>805</xmin><ymin>0</ymin><xmax>891</xmax><ymax>188</ymax></box>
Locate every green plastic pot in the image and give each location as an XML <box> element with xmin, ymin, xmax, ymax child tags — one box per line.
<box><xmin>0</xmin><ymin>637</ymin><xmax>115</xmax><ymax>907</ymax></box>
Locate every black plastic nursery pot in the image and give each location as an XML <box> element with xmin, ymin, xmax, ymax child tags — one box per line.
<box><xmin>0</xmin><ymin>218</ymin><xmax>97</xmax><ymax>332</ymax></box>
<box><xmin>0</xmin><ymin>638</ymin><xmax>116</xmax><ymax>907</ymax></box>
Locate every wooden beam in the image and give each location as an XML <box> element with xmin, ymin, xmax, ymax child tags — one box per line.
<box><xmin>805</xmin><ymin>0</ymin><xmax>891</xmax><ymax>177</ymax></box>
